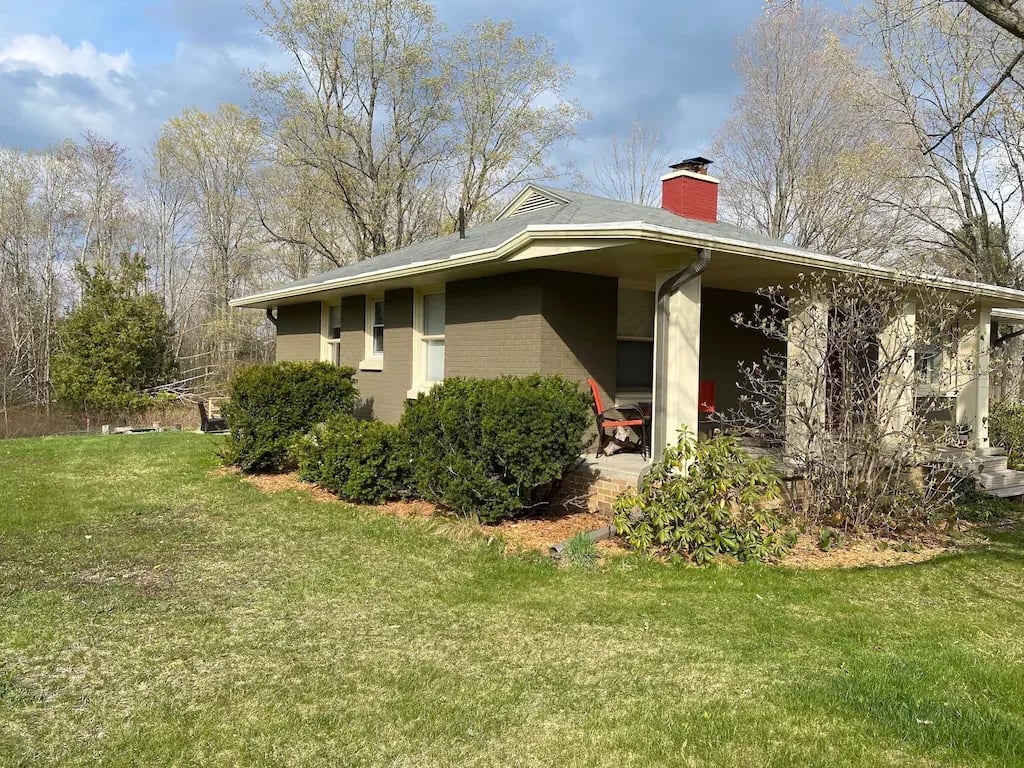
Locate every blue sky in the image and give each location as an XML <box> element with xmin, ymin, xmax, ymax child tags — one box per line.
<box><xmin>0</xmin><ymin>0</ymin><xmax>839</xmax><ymax>170</ymax></box>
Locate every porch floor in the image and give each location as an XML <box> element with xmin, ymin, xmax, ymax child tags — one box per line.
<box><xmin>582</xmin><ymin>450</ymin><xmax>651</xmax><ymax>484</ymax></box>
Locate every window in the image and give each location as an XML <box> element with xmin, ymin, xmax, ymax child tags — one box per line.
<box><xmin>325</xmin><ymin>304</ymin><xmax>342</xmax><ymax>365</ymax></box>
<box><xmin>409</xmin><ymin>289</ymin><xmax>445</xmax><ymax>395</ymax></box>
<box><xmin>617</xmin><ymin>340</ymin><xmax>654</xmax><ymax>391</ymax></box>
<box><xmin>370</xmin><ymin>299</ymin><xmax>385</xmax><ymax>355</ymax></box>
<box><xmin>361</xmin><ymin>297</ymin><xmax>385</xmax><ymax>370</ymax></box>
<box><xmin>422</xmin><ymin>292</ymin><xmax>445</xmax><ymax>382</ymax></box>
<box><xmin>915</xmin><ymin>345</ymin><xmax>942</xmax><ymax>386</ymax></box>
<box><xmin>616</xmin><ymin>288</ymin><xmax>655</xmax><ymax>395</ymax></box>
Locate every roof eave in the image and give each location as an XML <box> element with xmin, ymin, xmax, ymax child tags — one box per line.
<box><xmin>231</xmin><ymin>222</ymin><xmax>1024</xmax><ymax>309</ymax></box>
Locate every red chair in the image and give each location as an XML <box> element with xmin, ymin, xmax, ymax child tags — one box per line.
<box><xmin>699</xmin><ymin>381</ymin><xmax>716</xmax><ymax>413</ymax></box>
<box><xmin>588</xmin><ymin>378</ymin><xmax>648</xmax><ymax>459</ymax></box>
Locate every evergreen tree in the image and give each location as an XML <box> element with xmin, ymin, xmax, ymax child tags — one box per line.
<box><xmin>52</xmin><ymin>256</ymin><xmax>177</xmax><ymax>415</ymax></box>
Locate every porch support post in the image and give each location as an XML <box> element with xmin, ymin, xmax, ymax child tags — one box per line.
<box><xmin>877</xmin><ymin>300</ymin><xmax>917</xmax><ymax>445</ymax></box>
<box><xmin>652</xmin><ymin>270</ymin><xmax>702</xmax><ymax>460</ymax></box>
<box><xmin>956</xmin><ymin>305</ymin><xmax>992</xmax><ymax>454</ymax></box>
<box><xmin>785</xmin><ymin>295</ymin><xmax>829</xmax><ymax>461</ymax></box>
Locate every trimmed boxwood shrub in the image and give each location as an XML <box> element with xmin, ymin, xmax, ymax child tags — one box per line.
<box><xmin>613</xmin><ymin>431</ymin><xmax>791</xmax><ymax>564</ymax></box>
<box><xmin>291</xmin><ymin>414</ymin><xmax>410</xmax><ymax>503</ymax></box>
<box><xmin>400</xmin><ymin>375</ymin><xmax>591</xmax><ymax>523</ymax></box>
<box><xmin>222</xmin><ymin>362</ymin><xmax>357</xmax><ymax>472</ymax></box>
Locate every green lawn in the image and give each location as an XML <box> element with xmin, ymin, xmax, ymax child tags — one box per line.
<box><xmin>2</xmin><ymin>433</ymin><xmax>1024</xmax><ymax>767</ymax></box>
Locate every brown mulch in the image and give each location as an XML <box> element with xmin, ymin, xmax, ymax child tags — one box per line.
<box><xmin>482</xmin><ymin>508</ymin><xmax>613</xmax><ymax>553</ymax></box>
<box><xmin>217</xmin><ymin>467</ymin><xmax>611</xmax><ymax>553</ymax></box>
<box><xmin>780</xmin><ymin>529</ymin><xmax>963</xmax><ymax>570</ymax></box>
<box><xmin>217</xmin><ymin>467</ymin><xmax>974</xmax><ymax>567</ymax></box>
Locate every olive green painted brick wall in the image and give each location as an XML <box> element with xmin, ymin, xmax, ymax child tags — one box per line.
<box><xmin>273</xmin><ymin>272</ymin><xmax>620</xmax><ymax>424</ymax></box>
<box><xmin>335</xmin><ymin>289</ymin><xmax>414</xmax><ymax>424</ymax></box>
<box><xmin>699</xmin><ymin>287</ymin><xmax>784</xmax><ymax>416</ymax></box>
<box><xmin>446</xmin><ymin>270</ymin><xmax>617</xmax><ymax>406</ymax></box>
<box><xmin>445</xmin><ymin>272</ymin><xmax>545</xmax><ymax>378</ymax></box>
<box><xmin>274</xmin><ymin>302</ymin><xmax>321</xmax><ymax>362</ymax></box>
<box><xmin>540</xmin><ymin>270</ymin><xmax>617</xmax><ymax>408</ymax></box>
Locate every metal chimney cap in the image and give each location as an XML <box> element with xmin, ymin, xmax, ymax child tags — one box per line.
<box><xmin>669</xmin><ymin>156</ymin><xmax>714</xmax><ymax>171</ymax></box>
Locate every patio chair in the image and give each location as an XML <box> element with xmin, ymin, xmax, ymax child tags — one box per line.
<box><xmin>198</xmin><ymin>400</ymin><xmax>228</xmax><ymax>433</ymax></box>
<box><xmin>588</xmin><ymin>378</ymin><xmax>648</xmax><ymax>459</ymax></box>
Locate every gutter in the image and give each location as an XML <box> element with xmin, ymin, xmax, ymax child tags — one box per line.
<box><xmin>231</xmin><ymin>222</ymin><xmax>1024</xmax><ymax>310</ymax></box>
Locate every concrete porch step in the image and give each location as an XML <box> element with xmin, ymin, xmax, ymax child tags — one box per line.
<box><xmin>977</xmin><ymin>470</ymin><xmax>1023</xmax><ymax>489</ymax></box>
<box><xmin>978</xmin><ymin>455</ymin><xmax>1009</xmax><ymax>473</ymax></box>
<box><xmin>986</xmin><ymin>483</ymin><xmax>1024</xmax><ymax>499</ymax></box>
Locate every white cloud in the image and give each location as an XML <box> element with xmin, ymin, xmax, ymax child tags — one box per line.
<box><xmin>0</xmin><ymin>35</ymin><xmax>138</xmax><ymax>143</ymax></box>
<box><xmin>0</xmin><ymin>34</ymin><xmax>132</xmax><ymax>79</ymax></box>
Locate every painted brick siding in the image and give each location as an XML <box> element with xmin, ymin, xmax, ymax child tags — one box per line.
<box><xmin>274</xmin><ymin>270</ymin><xmax>618</xmax><ymax>426</ymax></box>
<box><xmin>445</xmin><ymin>272</ymin><xmax>545</xmax><ymax>378</ymax></box>
<box><xmin>540</xmin><ymin>270</ymin><xmax>618</xmax><ymax>408</ymax></box>
<box><xmin>336</xmin><ymin>290</ymin><xmax>414</xmax><ymax>424</ymax></box>
<box><xmin>274</xmin><ymin>302</ymin><xmax>321</xmax><ymax>362</ymax></box>
<box><xmin>554</xmin><ymin>465</ymin><xmax>635</xmax><ymax>514</ymax></box>
<box><xmin>699</xmin><ymin>288</ymin><xmax>784</xmax><ymax>416</ymax></box>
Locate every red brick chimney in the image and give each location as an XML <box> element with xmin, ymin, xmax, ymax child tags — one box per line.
<box><xmin>661</xmin><ymin>157</ymin><xmax>718</xmax><ymax>223</ymax></box>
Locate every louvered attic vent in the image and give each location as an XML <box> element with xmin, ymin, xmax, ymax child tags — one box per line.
<box><xmin>507</xmin><ymin>191</ymin><xmax>562</xmax><ymax>216</ymax></box>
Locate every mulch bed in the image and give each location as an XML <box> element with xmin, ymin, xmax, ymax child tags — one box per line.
<box><xmin>781</xmin><ymin>532</ymin><xmax>958</xmax><ymax>570</ymax></box>
<box><xmin>220</xmin><ymin>467</ymin><xmax>981</xmax><ymax>567</ymax></box>
<box><xmin>220</xmin><ymin>468</ymin><xmax>612</xmax><ymax>554</ymax></box>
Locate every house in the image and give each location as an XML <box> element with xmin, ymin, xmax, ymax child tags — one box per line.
<box><xmin>232</xmin><ymin>158</ymin><xmax>1024</xmax><ymax>502</ymax></box>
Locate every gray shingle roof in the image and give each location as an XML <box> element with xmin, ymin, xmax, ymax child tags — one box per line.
<box><xmin>242</xmin><ymin>184</ymin><xmax>804</xmax><ymax>299</ymax></box>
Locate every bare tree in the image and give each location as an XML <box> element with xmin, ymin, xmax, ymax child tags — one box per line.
<box><xmin>447</xmin><ymin>19</ymin><xmax>588</xmax><ymax>222</ymax></box>
<box><xmin>139</xmin><ymin>137</ymin><xmax>202</xmax><ymax>360</ymax></box>
<box><xmin>859</xmin><ymin>0</ymin><xmax>1024</xmax><ymax>285</ymax></box>
<box><xmin>249</xmin><ymin>0</ymin><xmax>586</xmax><ymax>263</ymax></box>
<box><xmin>591</xmin><ymin>121</ymin><xmax>671</xmax><ymax>207</ymax></box>
<box><xmin>158</xmin><ymin>104</ymin><xmax>264</xmax><ymax>373</ymax></box>
<box><xmin>963</xmin><ymin>0</ymin><xmax>1024</xmax><ymax>40</ymax></box>
<box><xmin>712</xmin><ymin>3</ymin><xmax>918</xmax><ymax>261</ymax></box>
<box><xmin>74</xmin><ymin>132</ymin><xmax>132</xmax><ymax>269</ymax></box>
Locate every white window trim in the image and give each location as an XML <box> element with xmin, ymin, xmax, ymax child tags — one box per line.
<box><xmin>407</xmin><ymin>286</ymin><xmax>445</xmax><ymax>398</ymax></box>
<box><xmin>360</xmin><ymin>295</ymin><xmax>385</xmax><ymax>371</ymax></box>
<box><xmin>321</xmin><ymin>301</ymin><xmax>342</xmax><ymax>364</ymax></box>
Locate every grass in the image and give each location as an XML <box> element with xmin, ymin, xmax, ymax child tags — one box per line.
<box><xmin>2</xmin><ymin>432</ymin><xmax>1024</xmax><ymax>767</ymax></box>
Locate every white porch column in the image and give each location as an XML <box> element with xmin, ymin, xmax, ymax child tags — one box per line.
<box><xmin>785</xmin><ymin>296</ymin><xmax>829</xmax><ymax>460</ymax></box>
<box><xmin>956</xmin><ymin>305</ymin><xmax>992</xmax><ymax>454</ymax></box>
<box><xmin>877</xmin><ymin>300</ymin><xmax>917</xmax><ymax>443</ymax></box>
<box><xmin>652</xmin><ymin>270</ymin><xmax>701</xmax><ymax>460</ymax></box>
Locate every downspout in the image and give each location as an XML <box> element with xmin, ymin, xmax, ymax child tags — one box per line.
<box><xmin>265</xmin><ymin>308</ymin><xmax>278</xmax><ymax>327</ymax></box>
<box><xmin>552</xmin><ymin>248</ymin><xmax>713</xmax><ymax>558</ymax></box>
<box><xmin>651</xmin><ymin>248</ymin><xmax>712</xmax><ymax>465</ymax></box>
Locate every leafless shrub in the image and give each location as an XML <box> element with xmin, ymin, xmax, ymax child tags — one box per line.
<box><xmin>718</xmin><ymin>271</ymin><xmax>985</xmax><ymax>533</ymax></box>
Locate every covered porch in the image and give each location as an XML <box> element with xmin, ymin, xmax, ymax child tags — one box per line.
<box><xmin>530</xmin><ymin>238</ymin><xmax>1010</xmax><ymax>498</ymax></box>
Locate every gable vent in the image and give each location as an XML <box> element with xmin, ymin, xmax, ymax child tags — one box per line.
<box><xmin>507</xmin><ymin>191</ymin><xmax>563</xmax><ymax>217</ymax></box>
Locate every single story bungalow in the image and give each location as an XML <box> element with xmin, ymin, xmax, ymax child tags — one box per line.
<box><xmin>232</xmin><ymin>158</ymin><xmax>1024</xmax><ymax>473</ymax></box>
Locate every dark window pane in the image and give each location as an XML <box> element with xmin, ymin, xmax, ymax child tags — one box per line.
<box><xmin>616</xmin><ymin>340</ymin><xmax>654</xmax><ymax>390</ymax></box>
<box><xmin>328</xmin><ymin>305</ymin><xmax>342</xmax><ymax>339</ymax></box>
<box><xmin>372</xmin><ymin>326</ymin><xmax>384</xmax><ymax>355</ymax></box>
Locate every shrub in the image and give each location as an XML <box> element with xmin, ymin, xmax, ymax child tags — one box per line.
<box><xmin>989</xmin><ymin>401</ymin><xmax>1024</xmax><ymax>468</ymax></box>
<box><xmin>400</xmin><ymin>375</ymin><xmax>591</xmax><ymax>523</ymax></box>
<box><xmin>223</xmin><ymin>362</ymin><xmax>357</xmax><ymax>472</ymax></box>
<box><xmin>291</xmin><ymin>414</ymin><xmax>409</xmax><ymax>503</ymax></box>
<box><xmin>613</xmin><ymin>431</ymin><xmax>791</xmax><ymax>565</ymax></box>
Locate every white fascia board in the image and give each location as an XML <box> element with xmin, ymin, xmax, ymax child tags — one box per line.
<box><xmin>232</xmin><ymin>221</ymin><xmax>1024</xmax><ymax>309</ymax></box>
